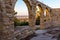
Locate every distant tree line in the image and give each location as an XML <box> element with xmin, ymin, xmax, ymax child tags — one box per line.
<box><xmin>14</xmin><ymin>16</ymin><xmax>40</xmax><ymax>27</ymax></box>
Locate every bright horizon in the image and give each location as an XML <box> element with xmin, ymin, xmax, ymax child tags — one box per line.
<box><xmin>14</xmin><ymin>0</ymin><xmax>60</xmax><ymax>16</ymax></box>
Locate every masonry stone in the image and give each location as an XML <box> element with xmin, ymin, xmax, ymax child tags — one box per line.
<box><xmin>0</xmin><ymin>0</ymin><xmax>60</xmax><ymax>40</ymax></box>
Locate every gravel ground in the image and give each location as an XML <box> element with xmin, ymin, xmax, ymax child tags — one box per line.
<box><xmin>30</xmin><ymin>30</ymin><xmax>57</xmax><ymax>40</ymax></box>
<box><xmin>15</xmin><ymin>26</ymin><xmax>60</xmax><ymax>40</ymax></box>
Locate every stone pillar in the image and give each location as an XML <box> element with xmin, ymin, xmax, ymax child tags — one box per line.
<box><xmin>0</xmin><ymin>1</ymin><xmax>4</xmax><ymax>40</ymax></box>
<box><xmin>29</xmin><ymin>8</ymin><xmax>36</xmax><ymax>30</ymax></box>
<box><xmin>44</xmin><ymin>11</ymin><xmax>51</xmax><ymax>28</ymax></box>
<box><xmin>40</xmin><ymin>10</ymin><xmax>44</xmax><ymax>30</ymax></box>
<box><xmin>0</xmin><ymin>0</ymin><xmax>16</xmax><ymax>40</ymax></box>
<box><xmin>29</xmin><ymin>0</ymin><xmax>36</xmax><ymax>30</ymax></box>
<box><xmin>23</xmin><ymin>0</ymin><xmax>36</xmax><ymax>30</ymax></box>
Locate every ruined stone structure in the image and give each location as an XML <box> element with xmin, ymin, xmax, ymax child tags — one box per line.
<box><xmin>23</xmin><ymin>0</ymin><xmax>51</xmax><ymax>30</ymax></box>
<box><xmin>50</xmin><ymin>8</ymin><xmax>60</xmax><ymax>27</ymax></box>
<box><xmin>0</xmin><ymin>0</ymin><xmax>60</xmax><ymax>40</ymax></box>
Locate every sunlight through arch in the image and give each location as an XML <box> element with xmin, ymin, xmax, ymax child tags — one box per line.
<box><xmin>35</xmin><ymin>5</ymin><xmax>42</xmax><ymax>18</ymax></box>
<box><xmin>35</xmin><ymin>4</ymin><xmax>42</xmax><ymax>25</ymax></box>
<box><xmin>14</xmin><ymin>0</ymin><xmax>28</xmax><ymax>16</ymax></box>
<box><xmin>44</xmin><ymin>8</ymin><xmax>49</xmax><ymax>16</ymax></box>
<box><xmin>14</xmin><ymin>0</ymin><xmax>29</xmax><ymax>27</ymax></box>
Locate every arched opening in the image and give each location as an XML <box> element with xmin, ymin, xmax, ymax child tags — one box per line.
<box><xmin>44</xmin><ymin>8</ymin><xmax>49</xmax><ymax>22</ymax></box>
<box><xmin>35</xmin><ymin>5</ymin><xmax>42</xmax><ymax>18</ymax></box>
<box><xmin>35</xmin><ymin>4</ymin><xmax>42</xmax><ymax>28</ymax></box>
<box><xmin>44</xmin><ymin>8</ymin><xmax>49</xmax><ymax>16</ymax></box>
<box><xmin>14</xmin><ymin>0</ymin><xmax>29</xmax><ymax>27</ymax></box>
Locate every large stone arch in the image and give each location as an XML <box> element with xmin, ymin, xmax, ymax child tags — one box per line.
<box><xmin>35</xmin><ymin>4</ymin><xmax>44</xmax><ymax>29</ymax></box>
<box><xmin>36</xmin><ymin>1</ymin><xmax>51</xmax><ymax>29</ymax></box>
<box><xmin>0</xmin><ymin>0</ymin><xmax>37</xmax><ymax>40</ymax></box>
<box><xmin>0</xmin><ymin>0</ymin><xmax>53</xmax><ymax>40</ymax></box>
<box><xmin>36</xmin><ymin>2</ymin><xmax>45</xmax><ymax>29</ymax></box>
<box><xmin>35</xmin><ymin>4</ymin><xmax>42</xmax><ymax>25</ymax></box>
<box><xmin>23</xmin><ymin>0</ymin><xmax>37</xmax><ymax>30</ymax></box>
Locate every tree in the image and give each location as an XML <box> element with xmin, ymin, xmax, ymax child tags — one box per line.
<box><xmin>14</xmin><ymin>16</ymin><xmax>20</xmax><ymax>27</ymax></box>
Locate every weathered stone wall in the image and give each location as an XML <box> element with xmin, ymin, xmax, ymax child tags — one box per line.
<box><xmin>50</xmin><ymin>8</ymin><xmax>60</xmax><ymax>27</ymax></box>
<box><xmin>36</xmin><ymin>1</ymin><xmax>51</xmax><ymax>29</ymax></box>
<box><xmin>23</xmin><ymin>0</ymin><xmax>51</xmax><ymax>30</ymax></box>
<box><xmin>0</xmin><ymin>0</ymin><xmax>37</xmax><ymax>40</ymax></box>
<box><xmin>0</xmin><ymin>0</ymin><xmax>60</xmax><ymax>40</ymax></box>
<box><xmin>0</xmin><ymin>0</ymin><xmax>16</xmax><ymax>40</ymax></box>
<box><xmin>23</xmin><ymin>0</ymin><xmax>37</xmax><ymax>30</ymax></box>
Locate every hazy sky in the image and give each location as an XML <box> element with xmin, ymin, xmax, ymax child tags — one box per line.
<box><xmin>14</xmin><ymin>0</ymin><xmax>60</xmax><ymax>16</ymax></box>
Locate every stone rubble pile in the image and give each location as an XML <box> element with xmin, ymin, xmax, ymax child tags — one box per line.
<box><xmin>14</xmin><ymin>26</ymin><xmax>35</xmax><ymax>40</ymax></box>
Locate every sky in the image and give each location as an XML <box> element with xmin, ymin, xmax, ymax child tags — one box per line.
<box><xmin>14</xmin><ymin>0</ymin><xmax>60</xmax><ymax>16</ymax></box>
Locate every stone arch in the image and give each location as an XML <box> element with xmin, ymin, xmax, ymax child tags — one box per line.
<box><xmin>13</xmin><ymin>0</ymin><xmax>36</xmax><ymax>30</ymax></box>
<box><xmin>0</xmin><ymin>0</ymin><xmax>53</xmax><ymax>40</ymax></box>
<box><xmin>0</xmin><ymin>0</ymin><xmax>36</xmax><ymax>40</ymax></box>
<box><xmin>35</xmin><ymin>4</ymin><xmax>42</xmax><ymax>25</ymax></box>
<box><xmin>23</xmin><ymin>0</ymin><xmax>36</xmax><ymax>30</ymax></box>
<box><xmin>14</xmin><ymin>0</ymin><xmax>29</xmax><ymax>26</ymax></box>
<box><xmin>43</xmin><ymin>7</ymin><xmax>52</xmax><ymax>29</ymax></box>
<box><xmin>44</xmin><ymin>8</ymin><xmax>48</xmax><ymax>16</ymax></box>
<box><xmin>44</xmin><ymin>7</ymin><xmax>51</xmax><ymax>21</ymax></box>
<box><xmin>37</xmin><ymin>4</ymin><xmax>43</xmax><ymax>13</ymax></box>
<box><xmin>36</xmin><ymin>3</ymin><xmax>44</xmax><ymax>30</ymax></box>
<box><xmin>44</xmin><ymin>8</ymin><xmax>49</xmax><ymax>21</ymax></box>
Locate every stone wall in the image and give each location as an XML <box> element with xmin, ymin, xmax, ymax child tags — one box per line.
<box><xmin>36</xmin><ymin>1</ymin><xmax>51</xmax><ymax>29</ymax></box>
<box><xmin>51</xmin><ymin>8</ymin><xmax>60</xmax><ymax>27</ymax></box>
<box><xmin>0</xmin><ymin>0</ymin><xmax>37</xmax><ymax>40</ymax></box>
<box><xmin>23</xmin><ymin>0</ymin><xmax>37</xmax><ymax>30</ymax></box>
<box><xmin>0</xmin><ymin>0</ymin><xmax>60</xmax><ymax>40</ymax></box>
<box><xmin>0</xmin><ymin>0</ymin><xmax>16</xmax><ymax>40</ymax></box>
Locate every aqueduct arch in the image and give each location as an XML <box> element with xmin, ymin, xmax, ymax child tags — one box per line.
<box><xmin>23</xmin><ymin>0</ymin><xmax>37</xmax><ymax>30</ymax></box>
<box><xmin>35</xmin><ymin>5</ymin><xmax>42</xmax><ymax>25</ymax></box>
<box><xmin>0</xmin><ymin>0</ymin><xmax>51</xmax><ymax>40</ymax></box>
<box><xmin>0</xmin><ymin>0</ymin><xmax>37</xmax><ymax>40</ymax></box>
<box><xmin>35</xmin><ymin>4</ymin><xmax>44</xmax><ymax>29</ymax></box>
<box><xmin>36</xmin><ymin>1</ymin><xmax>51</xmax><ymax>29</ymax></box>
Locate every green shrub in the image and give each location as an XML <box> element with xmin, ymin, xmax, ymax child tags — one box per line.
<box><xmin>14</xmin><ymin>16</ymin><xmax>29</xmax><ymax>27</ymax></box>
<box><xmin>20</xmin><ymin>21</ymin><xmax>29</xmax><ymax>26</ymax></box>
<box><xmin>14</xmin><ymin>21</ymin><xmax>29</xmax><ymax>26</ymax></box>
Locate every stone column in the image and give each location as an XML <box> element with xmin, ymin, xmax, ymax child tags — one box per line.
<box><xmin>45</xmin><ymin>11</ymin><xmax>51</xmax><ymax>28</ymax></box>
<box><xmin>48</xmin><ymin>11</ymin><xmax>52</xmax><ymax>27</ymax></box>
<box><xmin>40</xmin><ymin>10</ymin><xmax>44</xmax><ymax>30</ymax></box>
<box><xmin>29</xmin><ymin>8</ymin><xmax>36</xmax><ymax>30</ymax></box>
<box><xmin>0</xmin><ymin>0</ymin><xmax>15</xmax><ymax>40</ymax></box>
<box><xmin>23</xmin><ymin>0</ymin><xmax>36</xmax><ymax>30</ymax></box>
<box><xmin>29</xmin><ymin>0</ymin><xmax>37</xmax><ymax>30</ymax></box>
<box><xmin>0</xmin><ymin>2</ymin><xmax>4</xmax><ymax>40</ymax></box>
